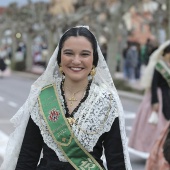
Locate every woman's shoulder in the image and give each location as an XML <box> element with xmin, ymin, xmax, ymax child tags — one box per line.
<box><xmin>92</xmin><ymin>83</ymin><xmax>114</xmax><ymax>101</ymax></box>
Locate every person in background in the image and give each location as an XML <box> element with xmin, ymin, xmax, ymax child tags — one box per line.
<box><xmin>128</xmin><ymin>40</ymin><xmax>170</xmax><ymax>158</ymax></box>
<box><xmin>15</xmin><ymin>42</ymin><xmax>26</xmax><ymax>71</ymax></box>
<box><xmin>0</xmin><ymin>46</ymin><xmax>7</xmax><ymax>78</ymax></box>
<box><xmin>144</xmin><ymin>38</ymin><xmax>158</xmax><ymax>66</ymax></box>
<box><xmin>122</xmin><ymin>41</ymin><xmax>131</xmax><ymax>80</ymax></box>
<box><xmin>1</xmin><ymin>26</ymin><xmax>132</xmax><ymax>170</ymax></box>
<box><xmin>145</xmin><ymin>41</ymin><xmax>170</xmax><ymax>170</ymax></box>
<box><xmin>134</xmin><ymin>42</ymin><xmax>141</xmax><ymax>80</ymax></box>
<box><xmin>125</xmin><ymin>42</ymin><xmax>139</xmax><ymax>83</ymax></box>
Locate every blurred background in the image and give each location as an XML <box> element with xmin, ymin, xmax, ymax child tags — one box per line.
<box><xmin>0</xmin><ymin>0</ymin><xmax>170</xmax><ymax>169</ymax></box>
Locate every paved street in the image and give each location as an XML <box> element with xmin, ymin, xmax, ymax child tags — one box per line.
<box><xmin>0</xmin><ymin>72</ymin><xmax>147</xmax><ymax>169</ymax></box>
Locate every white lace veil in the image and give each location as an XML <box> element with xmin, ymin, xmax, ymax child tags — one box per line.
<box><xmin>1</xmin><ymin>26</ymin><xmax>132</xmax><ymax>170</ymax></box>
<box><xmin>140</xmin><ymin>40</ymin><xmax>170</xmax><ymax>90</ymax></box>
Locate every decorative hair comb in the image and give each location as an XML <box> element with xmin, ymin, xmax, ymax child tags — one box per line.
<box><xmin>75</xmin><ymin>25</ymin><xmax>89</xmax><ymax>30</ymax></box>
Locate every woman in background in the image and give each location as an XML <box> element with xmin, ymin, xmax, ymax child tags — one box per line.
<box><xmin>145</xmin><ymin>42</ymin><xmax>170</xmax><ymax>170</ymax></box>
<box><xmin>128</xmin><ymin>41</ymin><xmax>170</xmax><ymax>158</ymax></box>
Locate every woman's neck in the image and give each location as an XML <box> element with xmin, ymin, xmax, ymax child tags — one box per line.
<box><xmin>163</xmin><ymin>53</ymin><xmax>170</xmax><ymax>61</ymax></box>
<box><xmin>162</xmin><ymin>57</ymin><xmax>170</xmax><ymax>66</ymax></box>
<box><xmin>63</xmin><ymin>79</ymin><xmax>89</xmax><ymax>93</ymax></box>
<box><xmin>62</xmin><ymin>78</ymin><xmax>89</xmax><ymax>114</ymax></box>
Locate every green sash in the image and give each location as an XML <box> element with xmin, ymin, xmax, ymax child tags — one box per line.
<box><xmin>38</xmin><ymin>84</ymin><xmax>104</xmax><ymax>170</ymax></box>
<box><xmin>156</xmin><ymin>60</ymin><xmax>170</xmax><ymax>88</ymax></box>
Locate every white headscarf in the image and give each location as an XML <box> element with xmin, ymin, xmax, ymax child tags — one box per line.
<box><xmin>140</xmin><ymin>40</ymin><xmax>170</xmax><ymax>90</ymax></box>
<box><xmin>1</xmin><ymin>26</ymin><xmax>132</xmax><ymax>170</ymax></box>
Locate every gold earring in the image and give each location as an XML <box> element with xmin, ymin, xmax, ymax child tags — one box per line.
<box><xmin>90</xmin><ymin>66</ymin><xmax>96</xmax><ymax>79</ymax></box>
<box><xmin>59</xmin><ymin>66</ymin><xmax>63</xmax><ymax>74</ymax></box>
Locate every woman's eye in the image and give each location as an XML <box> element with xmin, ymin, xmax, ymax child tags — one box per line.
<box><xmin>64</xmin><ymin>52</ymin><xmax>73</xmax><ymax>55</ymax></box>
<box><xmin>82</xmin><ymin>53</ymin><xmax>89</xmax><ymax>56</ymax></box>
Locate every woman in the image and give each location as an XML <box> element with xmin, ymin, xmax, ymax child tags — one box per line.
<box><xmin>128</xmin><ymin>41</ymin><xmax>170</xmax><ymax>156</ymax></box>
<box><xmin>145</xmin><ymin>42</ymin><xmax>170</xmax><ymax>170</ymax></box>
<box><xmin>151</xmin><ymin>43</ymin><xmax>170</xmax><ymax>120</ymax></box>
<box><xmin>1</xmin><ymin>26</ymin><xmax>131</xmax><ymax>170</ymax></box>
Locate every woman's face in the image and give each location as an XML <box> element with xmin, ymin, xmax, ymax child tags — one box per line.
<box><xmin>60</xmin><ymin>36</ymin><xmax>94</xmax><ymax>82</ymax></box>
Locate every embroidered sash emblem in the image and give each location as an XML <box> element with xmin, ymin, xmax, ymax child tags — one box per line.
<box><xmin>48</xmin><ymin>109</ymin><xmax>60</xmax><ymax>122</ymax></box>
<box><xmin>79</xmin><ymin>158</ymin><xmax>96</xmax><ymax>169</ymax></box>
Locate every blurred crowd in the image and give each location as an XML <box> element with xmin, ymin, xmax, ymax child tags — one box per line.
<box><xmin>122</xmin><ymin>38</ymin><xmax>158</xmax><ymax>84</ymax></box>
<box><xmin>0</xmin><ymin>35</ymin><xmax>49</xmax><ymax>77</ymax></box>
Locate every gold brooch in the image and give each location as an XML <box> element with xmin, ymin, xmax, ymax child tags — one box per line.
<box><xmin>67</xmin><ymin>117</ymin><xmax>76</xmax><ymax>126</ymax></box>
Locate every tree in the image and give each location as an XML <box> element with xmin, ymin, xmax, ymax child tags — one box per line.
<box><xmin>2</xmin><ymin>0</ymin><xmax>169</xmax><ymax>74</ymax></box>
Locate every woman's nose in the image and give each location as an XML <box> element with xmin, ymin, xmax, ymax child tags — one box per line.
<box><xmin>72</xmin><ymin>55</ymin><xmax>81</xmax><ymax>64</ymax></box>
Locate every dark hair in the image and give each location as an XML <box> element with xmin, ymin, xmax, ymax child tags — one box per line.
<box><xmin>57</xmin><ymin>27</ymin><xmax>99</xmax><ymax>67</ymax></box>
<box><xmin>163</xmin><ymin>44</ymin><xmax>170</xmax><ymax>56</ymax></box>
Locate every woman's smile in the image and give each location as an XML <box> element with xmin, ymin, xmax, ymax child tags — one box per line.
<box><xmin>69</xmin><ymin>67</ymin><xmax>84</xmax><ymax>71</ymax></box>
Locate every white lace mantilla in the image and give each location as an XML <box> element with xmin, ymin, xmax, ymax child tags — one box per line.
<box><xmin>31</xmin><ymin>79</ymin><xmax>118</xmax><ymax>162</ymax></box>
